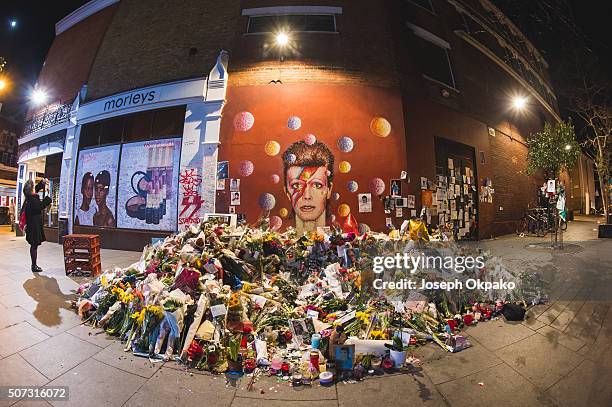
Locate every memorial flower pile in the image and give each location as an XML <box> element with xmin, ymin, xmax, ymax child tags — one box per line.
<box><xmin>73</xmin><ymin>219</ymin><xmax>543</xmax><ymax>384</ymax></box>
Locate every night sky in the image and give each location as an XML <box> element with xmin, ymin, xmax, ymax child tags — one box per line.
<box><xmin>1</xmin><ymin>1</ymin><xmax>610</xmax><ymax>121</ymax></box>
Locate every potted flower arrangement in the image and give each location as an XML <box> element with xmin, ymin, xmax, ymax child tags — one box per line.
<box><xmin>384</xmin><ymin>335</ymin><xmax>409</xmax><ymax>368</ymax></box>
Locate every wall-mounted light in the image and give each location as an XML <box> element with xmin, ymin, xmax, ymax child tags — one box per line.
<box><xmin>31</xmin><ymin>89</ymin><xmax>48</xmax><ymax>106</ymax></box>
<box><xmin>275</xmin><ymin>32</ymin><xmax>289</xmax><ymax>47</ymax></box>
<box><xmin>511</xmin><ymin>96</ymin><xmax>527</xmax><ymax>110</ymax></box>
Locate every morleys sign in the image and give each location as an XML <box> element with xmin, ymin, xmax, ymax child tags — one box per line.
<box><xmin>102</xmin><ymin>89</ymin><xmax>161</xmax><ymax>113</ymax></box>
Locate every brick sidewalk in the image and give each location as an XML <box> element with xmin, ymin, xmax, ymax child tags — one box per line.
<box><xmin>0</xmin><ymin>218</ymin><xmax>610</xmax><ymax>407</ymax></box>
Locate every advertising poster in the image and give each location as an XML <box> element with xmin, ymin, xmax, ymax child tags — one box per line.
<box><xmin>117</xmin><ymin>138</ymin><xmax>181</xmax><ymax>231</ymax></box>
<box><xmin>74</xmin><ymin>145</ymin><xmax>121</xmax><ymax>227</ymax></box>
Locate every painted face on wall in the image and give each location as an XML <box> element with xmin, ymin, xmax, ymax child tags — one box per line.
<box><xmin>83</xmin><ymin>177</ymin><xmax>94</xmax><ymax>202</ymax></box>
<box><xmin>285</xmin><ymin>165</ymin><xmax>331</xmax><ymax>222</ymax></box>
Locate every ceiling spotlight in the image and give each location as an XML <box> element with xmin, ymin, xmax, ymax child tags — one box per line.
<box><xmin>31</xmin><ymin>89</ymin><xmax>48</xmax><ymax>106</ymax></box>
<box><xmin>275</xmin><ymin>32</ymin><xmax>289</xmax><ymax>47</ymax></box>
<box><xmin>512</xmin><ymin>96</ymin><xmax>527</xmax><ymax>110</ymax></box>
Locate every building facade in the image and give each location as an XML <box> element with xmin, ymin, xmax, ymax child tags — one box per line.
<box><xmin>18</xmin><ymin>0</ymin><xmax>584</xmax><ymax>249</ymax></box>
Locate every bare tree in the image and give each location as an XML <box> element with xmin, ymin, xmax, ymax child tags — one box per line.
<box><xmin>566</xmin><ymin>59</ymin><xmax>611</xmax><ymax>219</ymax></box>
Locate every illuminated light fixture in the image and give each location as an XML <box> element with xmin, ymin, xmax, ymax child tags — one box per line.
<box><xmin>0</xmin><ymin>79</ymin><xmax>6</xmax><ymax>90</ymax></box>
<box><xmin>31</xmin><ymin>89</ymin><xmax>48</xmax><ymax>106</ymax></box>
<box><xmin>512</xmin><ymin>96</ymin><xmax>527</xmax><ymax>110</ymax></box>
<box><xmin>10</xmin><ymin>20</ymin><xmax>17</xmax><ymax>28</ymax></box>
<box><xmin>275</xmin><ymin>32</ymin><xmax>289</xmax><ymax>47</ymax></box>
<box><xmin>565</xmin><ymin>144</ymin><xmax>572</xmax><ymax>150</ymax></box>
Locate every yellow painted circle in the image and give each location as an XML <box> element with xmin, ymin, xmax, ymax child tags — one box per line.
<box><xmin>279</xmin><ymin>208</ymin><xmax>289</xmax><ymax>218</ymax></box>
<box><xmin>370</xmin><ymin>117</ymin><xmax>391</xmax><ymax>138</ymax></box>
<box><xmin>264</xmin><ymin>140</ymin><xmax>281</xmax><ymax>156</ymax></box>
<box><xmin>338</xmin><ymin>204</ymin><xmax>351</xmax><ymax>217</ymax></box>
<box><xmin>339</xmin><ymin>161</ymin><xmax>351</xmax><ymax>173</ymax></box>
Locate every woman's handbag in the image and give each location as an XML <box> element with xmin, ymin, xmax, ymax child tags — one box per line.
<box><xmin>19</xmin><ymin>208</ymin><xmax>26</xmax><ymax>231</ymax></box>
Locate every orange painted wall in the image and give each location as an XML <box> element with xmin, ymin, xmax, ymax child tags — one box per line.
<box><xmin>217</xmin><ymin>83</ymin><xmax>407</xmax><ymax>232</ymax></box>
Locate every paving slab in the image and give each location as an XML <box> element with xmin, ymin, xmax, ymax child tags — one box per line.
<box><xmin>234</xmin><ymin>373</ymin><xmax>336</xmax><ymax>401</ymax></box>
<box><xmin>66</xmin><ymin>325</ymin><xmax>116</xmax><ymax>349</ymax></box>
<box><xmin>437</xmin><ymin>362</ymin><xmax>556</xmax><ymax>407</ymax></box>
<box><xmin>495</xmin><ymin>332</ymin><xmax>583</xmax><ymax>389</ymax></box>
<box><xmin>92</xmin><ymin>341</ymin><xmax>163</xmax><ymax>378</ymax></box>
<box><xmin>20</xmin><ymin>332</ymin><xmax>102</xmax><ymax>380</ymax></box>
<box><xmin>12</xmin><ymin>401</ymin><xmax>53</xmax><ymax>407</ymax></box>
<box><xmin>17</xmin><ymin>305</ymin><xmax>83</xmax><ymax>338</ymax></box>
<box><xmin>0</xmin><ymin>354</ymin><xmax>49</xmax><ymax>407</ymax></box>
<box><xmin>547</xmin><ymin>355</ymin><xmax>612</xmax><ymax>406</ymax></box>
<box><xmin>123</xmin><ymin>367</ymin><xmax>234</xmax><ymax>407</ymax></box>
<box><xmin>46</xmin><ymin>358</ymin><xmax>146</xmax><ymax>407</ymax></box>
<box><xmin>337</xmin><ymin>371</ymin><xmax>445</xmax><ymax>406</ymax></box>
<box><xmin>465</xmin><ymin>320</ymin><xmax>535</xmax><ymax>351</ymax></box>
<box><xmin>0</xmin><ymin>304</ymin><xmax>31</xmax><ymax>329</ymax></box>
<box><xmin>0</xmin><ymin>322</ymin><xmax>49</xmax><ymax>357</ymax></box>
<box><xmin>536</xmin><ymin>325</ymin><xmax>585</xmax><ymax>352</ymax></box>
<box><xmin>232</xmin><ymin>399</ymin><xmax>336</xmax><ymax>407</ymax></box>
<box><xmin>421</xmin><ymin>337</ymin><xmax>503</xmax><ymax>385</ymax></box>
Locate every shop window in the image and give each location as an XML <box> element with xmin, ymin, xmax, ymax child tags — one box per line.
<box><xmin>152</xmin><ymin>106</ymin><xmax>186</xmax><ymax>139</ymax></box>
<box><xmin>247</xmin><ymin>14</ymin><xmax>336</xmax><ymax>33</ymax></box>
<box><xmin>79</xmin><ymin>122</ymin><xmax>102</xmax><ymax>148</ymax></box>
<box><xmin>124</xmin><ymin>111</ymin><xmax>154</xmax><ymax>142</ymax></box>
<box><xmin>101</xmin><ymin>117</ymin><xmax>124</xmax><ymax>145</ymax></box>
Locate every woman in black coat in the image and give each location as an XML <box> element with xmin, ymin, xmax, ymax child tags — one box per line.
<box><xmin>23</xmin><ymin>179</ymin><xmax>52</xmax><ymax>272</ymax></box>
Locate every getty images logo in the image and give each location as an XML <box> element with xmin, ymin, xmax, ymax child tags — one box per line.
<box><xmin>103</xmin><ymin>90</ymin><xmax>158</xmax><ymax>112</ymax></box>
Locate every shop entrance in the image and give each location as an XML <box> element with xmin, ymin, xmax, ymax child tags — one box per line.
<box><xmin>434</xmin><ymin>137</ymin><xmax>479</xmax><ymax>240</ymax></box>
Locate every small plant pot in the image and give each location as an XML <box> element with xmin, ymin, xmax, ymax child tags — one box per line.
<box><xmin>390</xmin><ymin>350</ymin><xmax>407</xmax><ymax>368</ymax></box>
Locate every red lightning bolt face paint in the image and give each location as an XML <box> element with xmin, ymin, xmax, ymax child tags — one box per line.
<box><xmin>286</xmin><ymin>166</ymin><xmax>329</xmax><ymax>222</ymax></box>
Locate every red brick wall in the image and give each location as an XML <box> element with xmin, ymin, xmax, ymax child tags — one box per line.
<box><xmin>28</xmin><ymin>4</ymin><xmax>118</xmax><ymax>118</ymax></box>
<box><xmin>217</xmin><ymin>83</ymin><xmax>407</xmax><ymax>232</ymax></box>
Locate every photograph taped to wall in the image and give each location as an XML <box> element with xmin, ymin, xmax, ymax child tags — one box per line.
<box><xmin>395</xmin><ymin>197</ymin><xmax>408</xmax><ymax>207</ymax></box>
<box><xmin>74</xmin><ymin>145</ymin><xmax>121</xmax><ymax>228</ymax></box>
<box><xmin>358</xmin><ymin>193</ymin><xmax>372</xmax><ymax>213</ymax></box>
<box><xmin>390</xmin><ymin>179</ymin><xmax>402</xmax><ymax>196</ymax></box>
<box><xmin>230</xmin><ymin>191</ymin><xmax>241</xmax><ymax>205</ymax></box>
<box><xmin>406</xmin><ymin>194</ymin><xmax>415</xmax><ymax>208</ymax></box>
<box><xmin>117</xmin><ymin>138</ymin><xmax>181</xmax><ymax>231</ymax></box>
<box><xmin>217</xmin><ymin>161</ymin><xmax>229</xmax><ymax>180</ymax></box>
<box><xmin>203</xmin><ymin>213</ymin><xmax>237</xmax><ymax>229</ymax></box>
<box><xmin>230</xmin><ymin>179</ymin><xmax>240</xmax><ymax>191</ymax></box>
<box><xmin>216</xmin><ymin>178</ymin><xmax>226</xmax><ymax>190</ymax></box>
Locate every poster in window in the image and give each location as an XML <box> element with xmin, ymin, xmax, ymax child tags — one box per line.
<box><xmin>117</xmin><ymin>138</ymin><xmax>181</xmax><ymax>230</ymax></box>
<box><xmin>74</xmin><ymin>145</ymin><xmax>121</xmax><ymax>227</ymax></box>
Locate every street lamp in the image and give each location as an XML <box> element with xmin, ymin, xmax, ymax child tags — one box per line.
<box><xmin>512</xmin><ymin>96</ymin><xmax>527</xmax><ymax>110</ymax></box>
<box><xmin>31</xmin><ymin>89</ymin><xmax>48</xmax><ymax>106</ymax></box>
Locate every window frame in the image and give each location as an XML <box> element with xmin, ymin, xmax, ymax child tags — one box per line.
<box><xmin>406</xmin><ymin>0</ymin><xmax>436</xmax><ymax>15</ymax></box>
<box><xmin>245</xmin><ymin>13</ymin><xmax>338</xmax><ymax>35</ymax></box>
<box><xmin>407</xmin><ymin>23</ymin><xmax>458</xmax><ymax>90</ymax></box>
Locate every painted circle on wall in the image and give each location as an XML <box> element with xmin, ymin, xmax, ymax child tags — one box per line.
<box><xmin>369</xmin><ymin>177</ymin><xmax>386</xmax><ymax>196</ymax></box>
<box><xmin>347</xmin><ymin>181</ymin><xmax>359</xmax><ymax>193</ymax></box>
<box><xmin>332</xmin><ymin>192</ymin><xmax>340</xmax><ymax>201</ymax></box>
<box><xmin>269</xmin><ymin>215</ymin><xmax>282</xmax><ymax>231</ymax></box>
<box><xmin>287</xmin><ymin>116</ymin><xmax>302</xmax><ymax>130</ymax></box>
<box><xmin>239</xmin><ymin>160</ymin><xmax>254</xmax><ymax>177</ymax></box>
<box><xmin>259</xmin><ymin>193</ymin><xmax>276</xmax><ymax>210</ymax></box>
<box><xmin>264</xmin><ymin>140</ymin><xmax>281</xmax><ymax>156</ymax></box>
<box><xmin>285</xmin><ymin>153</ymin><xmax>297</xmax><ymax>164</ymax></box>
<box><xmin>304</xmin><ymin>134</ymin><xmax>317</xmax><ymax>145</ymax></box>
<box><xmin>370</xmin><ymin>117</ymin><xmax>391</xmax><ymax>138</ymax></box>
<box><xmin>270</xmin><ymin>174</ymin><xmax>281</xmax><ymax>184</ymax></box>
<box><xmin>234</xmin><ymin>111</ymin><xmax>255</xmax><ymax>132</ymax></box>
<box><xmin>338</xmin><ymin>204</ymin><xmax>351</xmax><ymax>217</ymax></box>
<box><xmin>339</xmin><ymin>161</ymin><xmax>351</xmax><ymax>173</ymax></box>
<box><xmin>337</xmin><ymin>136</ymin><xmax>354</xmax><ymax>153</ymax></box>
<box><xmin>279</xmin><ymin>207</ymin><xmax>289</xmax><ymax>218</ymax></box>
<box><xmin>358</xmin><ymin>223</ymin><xmax>371</xmax><ymax>234</ymax></box>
